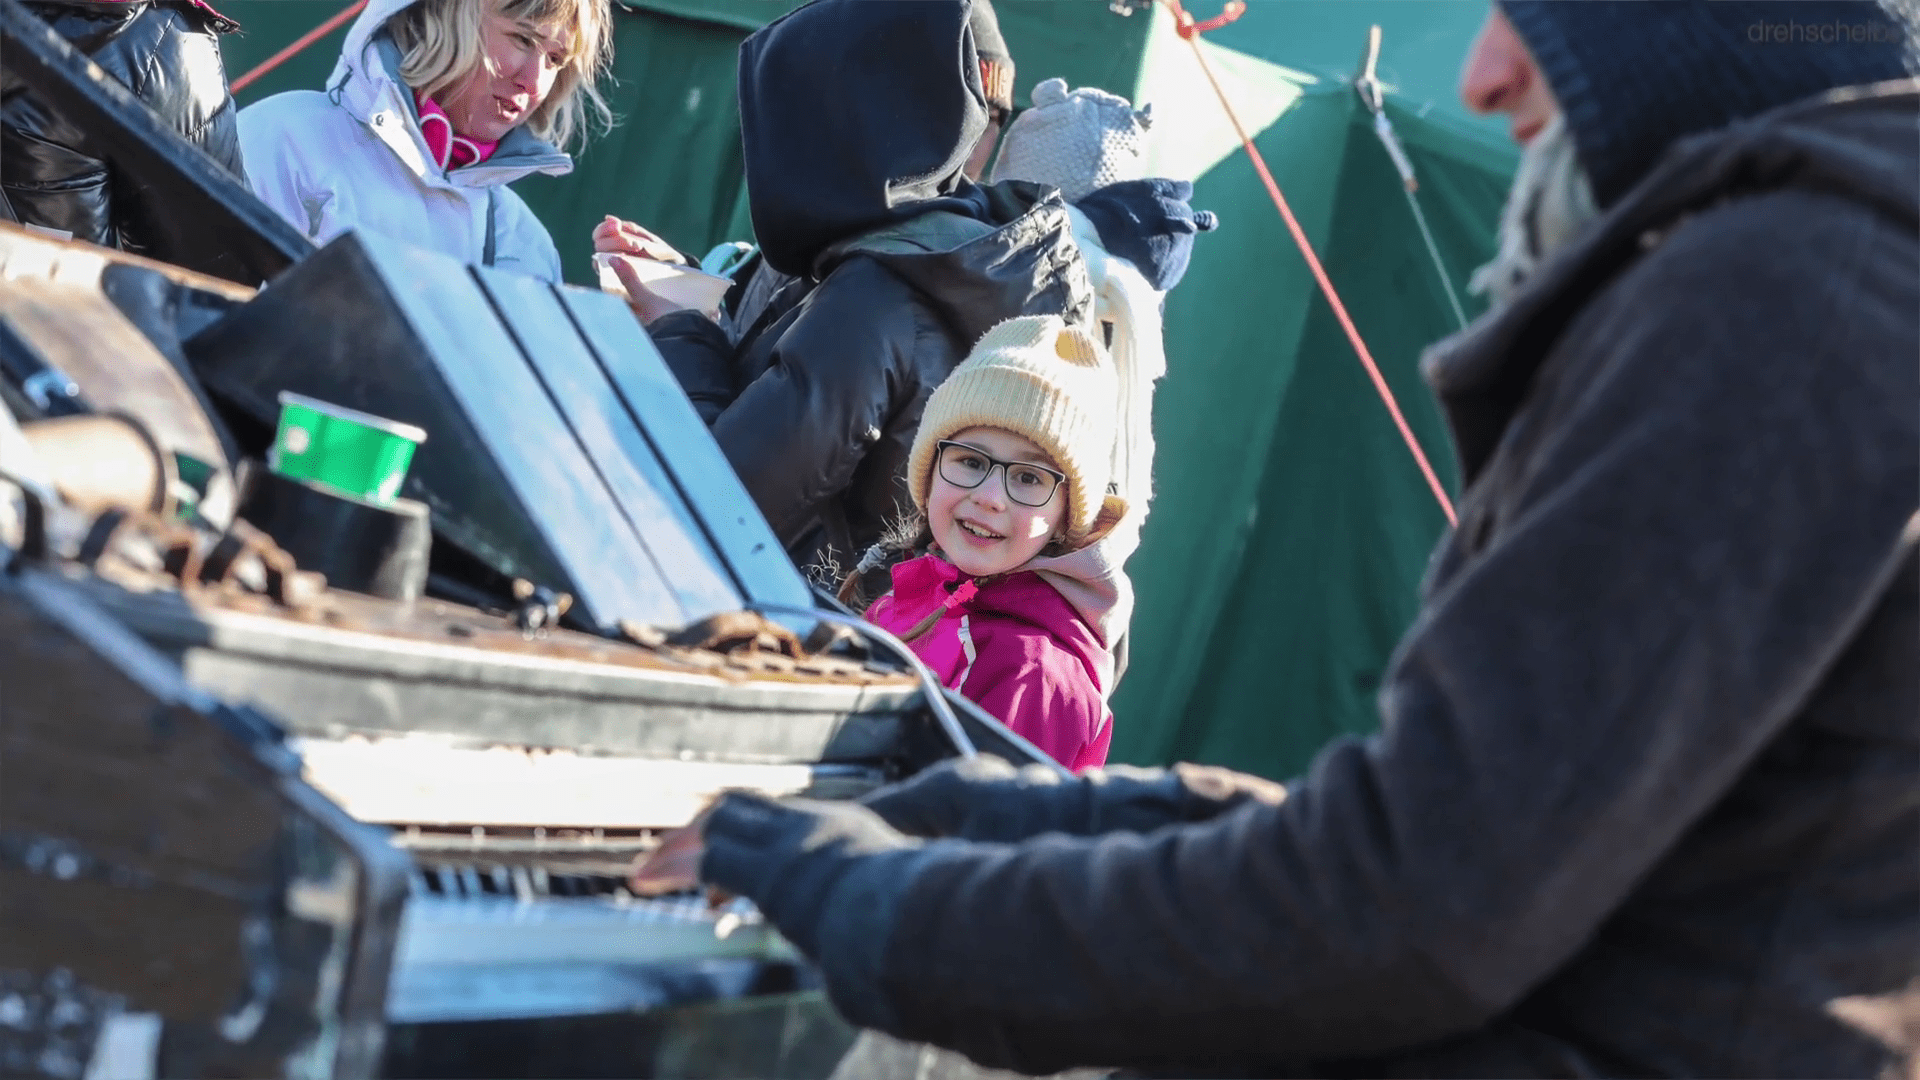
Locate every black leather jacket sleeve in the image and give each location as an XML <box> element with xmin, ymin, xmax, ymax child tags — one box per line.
<box><xmin>1</xmin><ymin>1</ymin><xmax>244</xmax><ymax>263</ymax></box>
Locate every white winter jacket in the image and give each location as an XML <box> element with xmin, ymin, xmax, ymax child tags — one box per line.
<box><xmin>237</xmin><ymin>0</ymin><xmax>570</xmax><ymax>282</ymax></box>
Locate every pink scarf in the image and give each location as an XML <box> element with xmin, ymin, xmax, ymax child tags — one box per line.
<box><xmin>414</xmin><ymin>92</ymin><xmax>500</xmax><ymax>171</ymax></box>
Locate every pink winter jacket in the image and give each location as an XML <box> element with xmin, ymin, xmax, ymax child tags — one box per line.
<box><xmin>866</xmin><ymin>554</ymin><xmax>1112</xmax><ymax>772</ymax></box>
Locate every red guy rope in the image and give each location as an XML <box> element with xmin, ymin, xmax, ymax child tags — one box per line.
<box><xmin>230</xmin><ymin>0</ymin><xmax>369</xmax><ymax>94</ymax></box>
<box><xmin>1165</xmin><ymin>0</ymin><xmax>1458</xmax><ymax>526</ymax></box>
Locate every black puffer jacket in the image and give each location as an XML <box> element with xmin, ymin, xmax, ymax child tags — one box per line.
<box><xmin>647</xmin><ymin>0</ymin><xmax>1089</xmax><ymax>577</ymax></box>
<box><xmin>1</xmin><ymin>0</ymin><xmax>245</xmax><ymax>265</ymax></box>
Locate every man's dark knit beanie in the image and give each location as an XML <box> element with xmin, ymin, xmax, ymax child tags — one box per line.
<box><xmin>1499</xmin><ymin>0</ymin><xmax>1914</xmax><ymax>207</ymax></box>
<box><xmin>969</xmin><ymin>0</ymin><xmax>1015</xmax><ymax>115</ymax></box>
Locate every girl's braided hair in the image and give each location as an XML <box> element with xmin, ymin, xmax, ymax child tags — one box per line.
<box><xmin>835</xmin><ymin>513</ymin><xmax>932</xmax><ymax>612</ymax></box>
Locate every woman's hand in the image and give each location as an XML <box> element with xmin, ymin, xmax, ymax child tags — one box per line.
<box><xmin>593</xmin><ymin>215</ymin><xmax>687</xmax><ymax>265</ymax></box>
<box><xmin>611</xmin><ymin>256</ymin><xmax>694</xmax><ymax>326</ymax></box>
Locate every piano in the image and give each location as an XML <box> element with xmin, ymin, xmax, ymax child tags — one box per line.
<box><xmin>0</xmin><ymin>4</ymin><xmax>1055</xmax><ymax>1073</ymax></box>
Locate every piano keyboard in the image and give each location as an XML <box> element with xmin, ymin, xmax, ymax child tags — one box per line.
<box><xmin>389</xmin><ymin>868</ymin><xmax>791</xmax><ymax>1024</ymax></box>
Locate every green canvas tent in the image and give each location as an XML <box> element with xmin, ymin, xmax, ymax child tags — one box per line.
<box><xmin>217</xmin><ymin>0</ymin><xmax>1516</xmax><ymax>781</ymax></box>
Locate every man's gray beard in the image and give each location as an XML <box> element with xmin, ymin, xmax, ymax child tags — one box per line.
<box><xmin>1468</xmin><ymin>114</ymin><xmax>1599</xmax><ymax>309</ymax></box>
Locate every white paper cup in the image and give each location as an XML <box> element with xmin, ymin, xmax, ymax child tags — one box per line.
<box><xmin>594</xmin><ymin>253</ymin><xmax>734</xmax><ymax>312</ymax></box>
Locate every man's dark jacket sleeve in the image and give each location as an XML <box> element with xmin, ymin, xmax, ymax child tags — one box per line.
<box><xmin>817</xmin><ymin>197</ymin><xmax>1920</xmax><ymax>1075</ymax></box>
<box><xmin>860</xmin><ymin>756</ymin><xmax>1289</xmax><ymax>843</ymax></box>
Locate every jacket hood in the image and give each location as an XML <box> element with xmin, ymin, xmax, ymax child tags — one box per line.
<box><xmin>1499</xmin><ymin>0</ymin><xmax>1912</xmax><ymax>207</ymax></box>
<box><xmin>329</xmin><ymin>0</ymin><xmax>425</xmax><ymax>96</ymax></box>
<box><xmin>1027</xmin><ymin>536</ymin><xmax>1129</xmax><ymax>675</ymax></box>
<box><xmin>325</xmin><ymin>0</ymin><xmax>572</xmax><ymax>188</ymax></box>
<box><xmin>822</xmin><ymin>180</ymin><xmax>1094</xmax><ymax>349</ymax></box>
<box><xmin>738</xmin><ymin>0</ymin><xmax>995</xmax><ymax>277</ymax></box>
<box><xmin>1425</xmin><ymin>80</ymin><xmax>1920</xmax><ymax>486</ymax></box>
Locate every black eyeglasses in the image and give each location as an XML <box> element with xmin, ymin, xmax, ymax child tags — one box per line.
<box><xmin>935</xmin><ymin>441</ymin><xmax>1065</xmax><ymax>508</ymax></box>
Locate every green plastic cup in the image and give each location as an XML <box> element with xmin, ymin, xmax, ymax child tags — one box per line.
<box><xmin>270</xmin><ymin>392</ymin><xmax>426</xmax><ymax>505</ymax></box>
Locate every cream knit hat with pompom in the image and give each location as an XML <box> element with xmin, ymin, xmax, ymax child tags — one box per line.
<box><xmin>909</xmin><ymin>315</ymin><xmax>1119</xmax><ymax>542</ymax></box>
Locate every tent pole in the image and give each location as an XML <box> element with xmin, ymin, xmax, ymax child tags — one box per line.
<box><xmin>1355</xmin><ymin>25</ymin><xmax>1470</xmax><ymax>331</ymax></box>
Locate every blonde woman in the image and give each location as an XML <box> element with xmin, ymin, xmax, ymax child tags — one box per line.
<box><xmin>238</xmin><ymin>0</ymin><xmax>612</xmax><ymax>282</ymax></box>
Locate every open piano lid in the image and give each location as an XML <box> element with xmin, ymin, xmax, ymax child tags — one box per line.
<box><xmin>186</xmin><ymin>230</ymin><xmax>812</xmax><ymax>631</ymax></box>
<box><xmin>0</xmin><ymin>0</ymin><xmax>808</xmax><ymax>630</ymax></box>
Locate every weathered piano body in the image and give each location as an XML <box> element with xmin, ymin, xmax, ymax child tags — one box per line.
<box><xmin>0</xmin><ymin>4</ymin><xmax>1054</xmax><ymax>1075</ymax></box>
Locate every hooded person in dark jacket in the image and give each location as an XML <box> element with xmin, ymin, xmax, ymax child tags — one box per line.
<box><xmin>631</xmin><ymin>0</ymin><xmax>1089</xmax><ymax>579</ymax></box>
<box><xmin>679</xmin><ymin>0</ymin><xmax>1019</xmax><ymax>360</ymax></box>
<box><xmin>0</xmin><ymin>0</ymin><xmax>247</xmax><ymax>269</ymax></box>
<box><xmin>676</xmin><ymin>3</ymin><xmax>1920</xmax><ymax>1076</ymax></box>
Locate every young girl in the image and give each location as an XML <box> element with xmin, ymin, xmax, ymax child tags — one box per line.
<box><xmin>239</xmin><ymin>0</ymin><xmax>613</xmax><ymax>283</ymax></box>
<box><xmin>844</xmin><ymin>314</ymin><xmax>1126</xmax><ymax>772</ymax></box>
